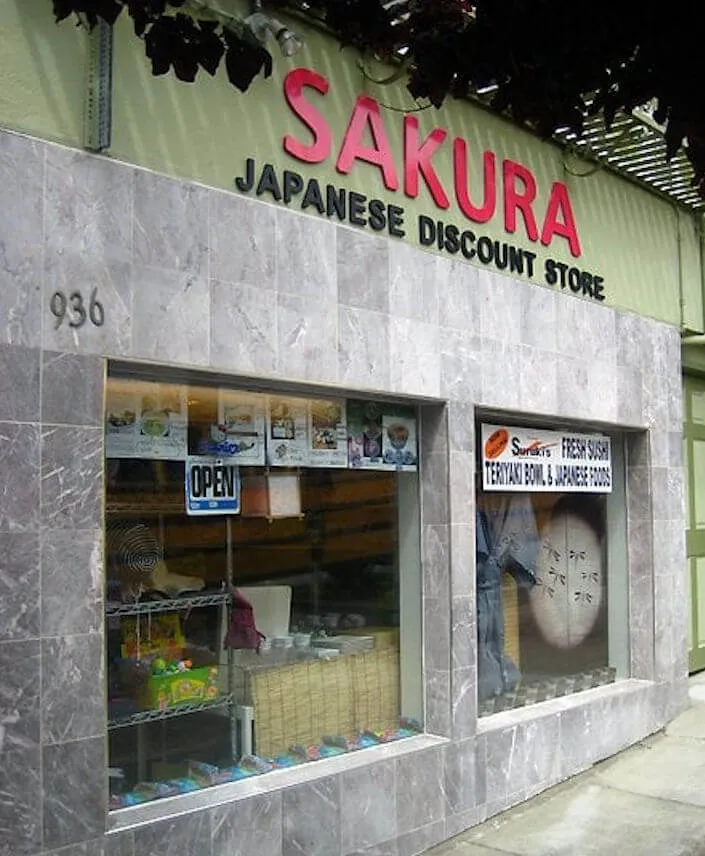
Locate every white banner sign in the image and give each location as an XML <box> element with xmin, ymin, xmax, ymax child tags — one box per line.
<box><xmin>481</xmin><ymin>424</ymin><xmax>612</xmax><ymax>493</ymax></box>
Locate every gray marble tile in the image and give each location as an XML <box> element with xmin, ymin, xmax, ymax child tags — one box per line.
<box><xmin>46</xmin><ymin>146</ymin><xmax>132</xmax><ymax>261</ymax></box>
<box><xmin>210</xmin><ymin>280</ymin><xmax>277</xmax><ymax>374</ymax></box>
<box><xmin>422</xmin><ymin>524</ymin><xmax>450</xmax><ymax>602</ymax></box>
<box><xmin>43</xmin><ymin>254</ymin><xmax>132</xmax><ymax>357</ymax></box>
<box><xmin>0</xmin><ymin>131</ymin><xmax>44</xmax><ymax>348</ymax></box>
<box><xmin>617</xmin><ymin>364</ymin><xmax>644</xmax><ymax>426</ymax></box>
<box><xmin>425</xmin><ymin>669</ymin><xmax>451</xmax><ymax>737</ymax></box>
<box><xmin>276</xmin><ymin>211</ymin><xmax>336</xmax><ymax>302</ymax></box>
<box><xmin>0</xmin><ymin>422</ymin><xmax>40</xmax><ymax>532</ymax></box>
<box><xmin>424</xmin><ymin>597</ymin><xmax>450</xmax><ymax>673</ymax></box>
<box><xmin>42</xmin><ymin>634</ymin><xmax>104</xmax><ymax>744</ymax></box>
<box><xmin>42</xmin><ymin>352</ymin><xmax>104</xmax><ymax>427</ymax></box>
<box><xmin>520</xmin><ymin>284</ymin><xmax>556</xmax><ymax>351</ymax></box>
<box><xmin>134</xmin><ymin>170</ymin><xmax>207</xmax><ymax>274</ymax></box>
<box><xmin>42</xmin><ymin>537</ymin><xmax>97</xmax><ymax>623</ymax></box>
<box><xmin>136</xmin><ymin>811</ymin><xmax>212</xmax><ymax>856</ymax></box>
<box><xmin>630</xmin><ymin>628</ymin><xmax>655</xmax><ymax>680</ymax></box>
<box><xmin>211</xmin><ymin>793</ymin><xmax>280</xmax><ymax>856</ymax></box>
<box><xmin>642</xmin><ymin>375</ymin><xmax>669</xmax><ymax>430</ymax></box>
<box><xmin>518</xmin><ymin>345</ymin><xmax>558</xmax><ymax>416</ymax></box>
<box><xmin>449</xmin><ymin>522</ymin><xmax>476</xmax><ymax>600</ymax></box>
<box><xmin>522</xmin><ymin>714</ymin><xmax>560</xmax><ymax>792</ymax></box>
<box><xmin>451</xmin><ymin>597</ymin><xmax>475</xmax><ymax>674</ymax></box>
<box><xmin>341</xmin><ymin>759</ymin><xmax>396</xmax><ymax>853</ymax></box>
<box><xmin>558</xmin><ymin>704</ymin><xmax>592</xmax><ymax>779</ymax></box>
<box><xmin>555</xmin><ymin>358</ymin><xmax>590</xmax><ymax>421</ymax></box>
<box><xmin>443</xmin><ymin>738</ymin><xmax>482</xmax><ymax>817</ymax></box>
<box><xmin>41</xmin><ymin>427</ymin><xmax>102</xmax><ymax>530</ymax></box>
<box><xmin>338</xmin><ymin>306</ymin><xmax>390</xmax><ymax>390</ymax></box>
<box><xmin>421</xmin><ymin>452</ymin><xmax>449</xmax><ymax>526</ymax></box>
<box><xmin>556</xmin><ymin>294</ymin><xmax>616</xmax><ymax>366</ymax></box>
<box><xmin>447</xmin><ymin>402</ymin><xmax>475</xmax><ymax>453</ymax></box>
<box><xmin>616</xmin><ymin>312</ymin><xmax>644</xmax><ymax>368</ymax></box>
<box><xmin>0</xmin><ymin>639</ymin><xmax>40</xmax><ymax>748</ymax></box>
<box><xmin>440</xmin><ymin>332</ymin><xmax>481</xmax><ymax>403</ymax></box>
<box><xmin>451</xmin><ymin>666</ymin><xmax>476</xmax><ymax>741</ymax></box>
<box><xmin>448</xmin><ymin>451</ymin><xmax>474</xmax><ymax>526</ymax></box>
<box><xmin>105</xmin><ymin>831</ymin><xmax>135</xmax><ymax>856</ymax></box>
<box><xmin>478</xmin><ymin>270</ymin><xmax>522</xmax><ymax>343</ymax></box>
<box><xmin>43</xmin><ymin>737</ymin><xmax>105</xmax><ymax>850</ymax></box>
<box><xmin>210</xmin><ymin>190</ymin><xmax>276</xmax><ymax>289</ymax></box>
<box><xmin>346</xmin><ymin>841</ymin><xmax>398</xmax><ymax>856</ymax></box>
<box><xmin>651</xmin><ymin>467</ymin><xmax>684</xmax><ymax>521</ymax></box>
<box><xmin>278</xmin><ymin>293</ymin><xmax>337</xmax><ymax>382</ymax></box>
<box><xmin>0</xmin><ymin>344</ymin><xmax>40</xmax><ymax>423</ymax></box>
<box><xmin>0</xmin><ymin>531</ymin><xmax>40</xmax><ymax>641</ymax></box>
<box><xmin>389</xmin><ymin>317</ymin><xmax>440</xmax><ymax>398</ymax></box>
<box><xmin>46</xmin><ymin>838</ymin><xmax>107</xmax><ymax>856</ymax></box>
<box><xmin>420</xmin><ymin>406</ymin><xmax>448</xmax><ymax>459</ymax></box>
<box><xmin>437</xmin><ymin>258</ymin><xmax>480</xmax><ymax>335</ymax></box>
<box><xmin>389</xmin><ymin>242</ymin><xmax>438</xmax><ymax>325</ymax></box>
<box><xmin>397</xmin><ymin>819</ymin><xmax>445</xmax><ymax>856</ymax></box>
<box><xmin>479</xmin><ymin>339</ymin><xmax>521</xmax><ymax>411</ymax></box>
<box><xmin>0</xmin><ymin>743</ymin><xmax>41</xmax><ymax>856</ymax></box>
<box><xmin>626</xmin><ymin>466</ymin><xmax>651</xmax><ymax>522</ymax></box>
<box><xmin>338</xmin><ymin>228</ymin><xmax>389</xmax><ymax>313</ymax></box>
<box><xmin>484</xmin><ymin>725</ymin><xmax>522</xmax><ymax>803</ymax></box>
<box><xmin>443</xmin><ymin>807</ymin><xmax>485</xmax><ymax>842</ymax></box>
<box><xmin>628</xmin><ymin>517</ymin><xmax>653</xmax><ymax>585</ymax></box>
<box><xmin>131</xmin><ymin>266</ymin><xmax>209</xmax><ymax>366</ymax></box>
<box><xmin>282</xmin><ymin>775</ymin><xmax>340</xmax><ymax>856</ymax></box>
<box><xmin>587</xmin><ymin>358</ymin><xmax>618</xmax><ymax>423</ymax></box>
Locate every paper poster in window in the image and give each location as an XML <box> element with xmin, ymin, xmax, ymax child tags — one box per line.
<box><xmin>266</xmin><ymin>396</ymin><xmax>309</xmax><ymax>466</ymax></box>
<box><xmin>382</xmin><ymin>414</ymin><xmax>418</xmax><ymax>471</ymax></box>
<box><xmin>106</xmin><ymin>380</ymin><xmax>188</xmax><ymax>461</ymax></box>
<box><xmin>308</xmin><ymin>398</ymin><xmax>347</xmax><ymax>468</ymax></box>
<box><xmin>195</xmin><ymin>390</ymin><xmax>266</xmax><ymax>464</ymax></box>
<box><xmin>347</xmin><ymin>399</ymin><xmax>384</xmax><ymax>469</ymax></box>
<box><xmin>135</xmin><ymin>382</ymin><xmax>188</xmax><ymax>460</ymax></box>
<box><xmin>105</xmin><ymin>378</ymin><xmax>139</xmax><ymax>459</ymax></box>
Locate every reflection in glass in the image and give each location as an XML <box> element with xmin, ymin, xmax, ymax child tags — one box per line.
<box><xmin>476</xmin><ymin>488</ymin><xmax>612</xmax><ymax>715</ymax></box>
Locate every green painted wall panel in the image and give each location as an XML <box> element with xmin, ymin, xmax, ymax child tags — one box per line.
<box><xmin>0</xmin><ymin>0</ymin><xmax>87</xmax><ymax>147</ymax></box>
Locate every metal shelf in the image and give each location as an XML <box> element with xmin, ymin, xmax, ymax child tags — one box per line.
<box><xmin>108</xmin><ymin>694</ymin><xmax>233</xmax><ymax>730</ymax></box>
<box><xmin>106</xmin><ymin>591</ymin><xmax>230</xmax><ymax>617</ymax></box>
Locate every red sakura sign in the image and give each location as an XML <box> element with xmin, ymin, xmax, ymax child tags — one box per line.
<box><xmin>283</xmin><ymin>67</ymin><xmax>580</xmax><ymax>258</ymax></box>
<box><xmin>234</xmin><ymin>67</ymin><xmax>605</xmax><ymax>301</ymax></box>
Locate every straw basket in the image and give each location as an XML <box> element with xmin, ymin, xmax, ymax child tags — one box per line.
<box><xmin>244</xmin><ymin>648</ymin><xmax>400</xmax><ymax>758</ymax></box>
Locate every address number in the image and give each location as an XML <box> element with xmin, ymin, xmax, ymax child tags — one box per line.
<box><xmin>49</xmin><ymin>288</ymin><xmax>105</xmax><ymax>330</ymax></box>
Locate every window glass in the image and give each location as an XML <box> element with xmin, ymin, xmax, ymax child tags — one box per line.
<box><xmin>476</xmin><ymin>422</ymin><xmax>625</xmax><ymax>715</ymax></box>
<box><xmin>106</xmin><ymin>371</ymin><xmax>422</xmax><ymax>810</ymax></box>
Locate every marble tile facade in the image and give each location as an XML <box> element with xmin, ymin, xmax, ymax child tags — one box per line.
<box><xmin>0</xmin><ymin>127</ymin><xmax>688</xmax><ymax>856</ymax></box>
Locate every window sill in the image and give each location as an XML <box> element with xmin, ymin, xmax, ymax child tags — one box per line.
<box><xmin>476</xmin><ymin>678</ymin><xmax>654</xmax><ymax>734</ymax></box>
<box><xmin>107</xmin><ymin>733</ymin><xmax>449</xmax><ymax>832</ymax></box>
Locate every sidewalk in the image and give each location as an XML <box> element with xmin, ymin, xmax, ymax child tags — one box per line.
<box><xmin>427</xmin><ymin>673</ymin><xmax>705</xmax><ymax>856</ymax></box>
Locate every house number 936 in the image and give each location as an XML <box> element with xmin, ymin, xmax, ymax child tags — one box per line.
<box><xmin>49</xmin><ymin>288</ymin><xmax>105</xmax><ymax>330</ymax></box>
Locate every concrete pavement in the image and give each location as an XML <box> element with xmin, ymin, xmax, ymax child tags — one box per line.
<box><xmin>427</xmin><ymin>673</ymin><xmax>705</xmax><ymax>856</ymax></box>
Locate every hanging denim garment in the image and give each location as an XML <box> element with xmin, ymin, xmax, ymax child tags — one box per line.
<box><xmin>476</xmin><ymin>495</ymin><xmax>540</xmax><ymax>700</ymax></box>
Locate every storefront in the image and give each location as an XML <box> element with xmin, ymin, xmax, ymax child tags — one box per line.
<box><xmin>0</xmin><ymin>8</ymin><xmax>694</xmax><ymax>856</ymax></box>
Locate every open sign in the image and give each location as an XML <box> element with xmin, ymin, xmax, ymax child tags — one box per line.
<box><xmin>186</xmin><ymin>457</ymin><xmax>241</xmax><ymax>516</ymax></box>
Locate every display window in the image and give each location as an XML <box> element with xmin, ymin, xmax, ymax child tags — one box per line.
<box><xmin>104</xmin><ymin>367</ymin><xmax>423</xmax><ymax>810</ymax></box>
<box><xmin>476</xmin><ymin>421</ymin><xmax>628</xmax><ymax>715</ymax></box>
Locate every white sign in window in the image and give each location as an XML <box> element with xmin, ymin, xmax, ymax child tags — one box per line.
<box><xmin>481</xmin><ymin>424</ymin><xmax>612</xmax><ymax>493</ymax></box>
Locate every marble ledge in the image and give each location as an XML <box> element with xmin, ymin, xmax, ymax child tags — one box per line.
<box><xmin>476</xmin><ymin>678</ymin><xmax>656</xmax><ymax>734</ymax></box>
<box><xmin>109</xmin><ymin>734</ymin><xmax>449</xmax><ymax>833</ymax></box>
